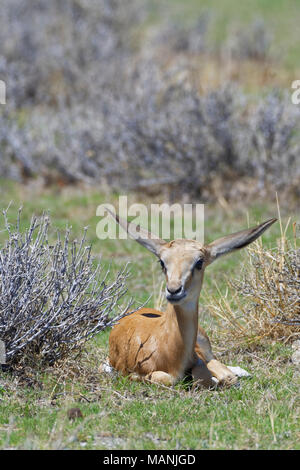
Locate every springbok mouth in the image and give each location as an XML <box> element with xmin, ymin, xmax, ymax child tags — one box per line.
<box><xmin>166</xmin><ymin>292</ymin><xmax>187</xmax><ymax>303</ymax></box>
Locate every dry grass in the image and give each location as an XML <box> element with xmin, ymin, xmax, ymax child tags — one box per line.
<box><xmin>206</xmin><ymin>213</ymin><xmax>299</xmax><ymax>350</ymax></box>
<box><xmin>159</xmin><ymin>52</ymin><xmax>300</xmax><ymax>95</ymax></box>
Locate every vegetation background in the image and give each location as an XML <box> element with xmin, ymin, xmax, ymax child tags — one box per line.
<box><xmin>0</xmin><ymin>0</ymin><xmax>299</xmax><ymax>450</ymax></box>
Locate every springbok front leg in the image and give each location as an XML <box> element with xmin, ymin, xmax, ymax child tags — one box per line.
<box><xmin>206</xmin><ymin>359</ymin><xmax>238</xmax><ymax>386</ymax></box>
<box><xmin>195</xmin><ymin>327</ymin><xmax>238</xmax><ymax>386</ymax></box>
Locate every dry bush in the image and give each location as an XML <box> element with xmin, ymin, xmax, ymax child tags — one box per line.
<box><xmin>0</xmin><ymin>210</ymin><xmax>131</xmax><ymax>367</ymax></box>
<box><xmin>1</xmin><ymin>71</ymin><xmax>299</xmax><ymax>201</ymax></box>
<box><xmin>206</xmin><ymin>221</ymin><xmax>299</xmax><ymax>348</ymax></box>
<box><xmin>225</xmin><ymin>18</ymin><xmax>271</xmax><ymax>61</ymax></box>
<box><xmin>0</xmin><ymin>0</ymin><xmax>299</xmax><ymax>202</ymax></box>
<box><xmin>0</xmin><ymin>0</ymin><xmax>144</xmax><ymax>109</ymax></box>
<box><xmin>101</xmin><ymin>75</ymin><xmax>299</xmax><ymax>200</ymax></box>
<box><xmin>155</xmin><ymin>13</ymin><xmax>210</xmax><ymax>55</ymax></box>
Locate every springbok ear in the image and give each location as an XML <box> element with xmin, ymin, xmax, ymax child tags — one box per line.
<box><xmin>205</xmin><ymin>218</ymin><xmax>277</xmax><ymax>264</ymax></box>
<box><xmin>106</xmin><ymin>207</ymin><xmax>166</xmax><ymax>257</ymax></box>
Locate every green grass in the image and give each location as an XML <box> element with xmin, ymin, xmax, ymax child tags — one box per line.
<box><xmin>0</xmin><ymin>342</ymin><xmax>299</xmax><ymax>449</ymax></box>
<box><xmin>0</xmin><ymin>181</ymin><xmax>299</xmax><ymax>449</ymax></box>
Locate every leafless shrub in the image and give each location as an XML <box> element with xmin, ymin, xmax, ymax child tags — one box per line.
<box><xmin>2</xmin><ymin>73</ymin><xmax>299</xmax><ymax>200</ymax></box>
<box><xmin>155</xmin><ymin>14</ymin><xmax>209</xmax><ymax>55</ymax></box>
<box><xmin>0</xmin><ymin>0</ymin><xmax>144</xmax><ymax>108</ymax></box>
<box><xmin>206</xmin><ymin>221</ymin><xmax>299</xmax><ymax>348</ymax></box>
<box><xmin>0</xmin><ymin>210</ymin><xmax>132</xmax><ymax>367</ymax></box>
<box><xmin>226</xmin><ymin>19</ymin><xmax>271</xmax><ymax>61</ymax></box>
<box><xmin>1</xmin><ymin>65</ymin><xmax>299</xmax><ymax>200</ymax></box>
<box><xmin>97</xmin><ymin>70</ymin><xmax>299</xmax><ymax>199</ymax></box>
<box><xmin>249</xmin><ymin>93</ymin><xmax>300</xmax><ymax>191</ymax></box>
<box><xmin>0</xmin><ymin>111</ymin><xmax>36</xmax><ymax>181</ymax></box>
<box><xmin>107</xmin><ymin>78</ymin><xmax>246</xmax><ymax>197</ymax></box>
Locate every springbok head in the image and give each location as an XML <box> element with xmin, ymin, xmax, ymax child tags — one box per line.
<box><xmin>107</xmin><ymin>209</ymin><xmax>276</xmax><ymax>306</ymax></box>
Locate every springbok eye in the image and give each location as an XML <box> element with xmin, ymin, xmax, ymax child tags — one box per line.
<box><xmin>194</xmin><ymin>259</ymin><xmax>203</xmax><ymax>271</ymax></box>
<box><xmin>159</xmin><ymin>259</ymin><xmax>166</xmax><ymax>271</ymax></box>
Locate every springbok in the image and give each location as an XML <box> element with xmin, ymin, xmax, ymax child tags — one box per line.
<box><xmin>104</xmin><ymin>212</ymin><xmax>276</xmax><ymax>387</ymax></box>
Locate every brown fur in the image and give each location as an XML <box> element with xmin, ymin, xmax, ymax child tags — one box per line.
<box><xmin>109</xmin><ymin>306</ymin><xmax>197</xmax><ymax>380</ymax></box>
<box><xmin>109</xmin><ymin>305</ymin><xmax>233</xmax><ymax>386</ymax></box>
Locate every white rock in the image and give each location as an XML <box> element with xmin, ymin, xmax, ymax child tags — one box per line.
<box><xmin>291</xmin><ymin>349</ymin><xmax>300</xmax><ymax>366</ymax></box>
<box><xmin>291</xmin><ymin>340</ymin><xmax>300</xmax><ymax>351</ymax></box>
<box><xmin>227</xmin><ymin>366</ymin><xmax>251</xmax><ymax>378</ymax></box>
<box><xmin>101</xmin><ymin>362</ymin><xmax>114</xmax><ymax>374</ymax></box>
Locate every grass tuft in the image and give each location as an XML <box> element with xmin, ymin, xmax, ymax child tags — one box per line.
<box><xmin>206</xmin><ymin>216</ymin><xmax>299</xmax><ymax>349</ymax></box>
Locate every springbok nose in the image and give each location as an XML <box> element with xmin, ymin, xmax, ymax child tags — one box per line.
<box><xmin>167</xmin><ymin>286</ymin><xmax>182</xmax><ymax>295</ymax></box>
